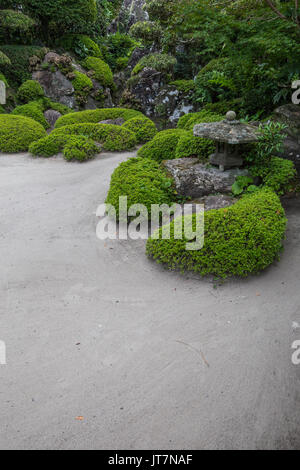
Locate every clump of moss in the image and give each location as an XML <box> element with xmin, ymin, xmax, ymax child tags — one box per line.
<box><xmin>175</xmin><ymin>132</ymin><xmax>215</xmax><ymax>161</ymax></box>
<box><xmin>63</xmin><ymin>135</ymin><xmax>99</xmax><ymax>162</ymax></box>
<box><xmin>55</xmin><ymin>107</ymin><xmax>143</xmax><ymax>128</ymax></box>
<box><xmin>137</xmin><ymin>129</ymin><xmax>188</xmax><ymax>162</ymax></box>
<box><xmin>12</xmin><ymin>101</ymin><xmax>49</xmax><ymax>129</ymax></box>
<box><xmin>132</xmin><ymin>53</ymin><xmax>177</xmax><ymax>78</ymax></box>
<box><xmin>177</xmin><ymin>110</ymin><xmax>223</xmax><ymax>131</ymax></box>
<box><xmin>72</xmin><ymin>71</ymin><xmax>93</xmax><ymax>103</ymax></box>
<box><xmin>83</xmin><ymin>56</ymin><xmax>114</xmax><ymax>87</ymax></box>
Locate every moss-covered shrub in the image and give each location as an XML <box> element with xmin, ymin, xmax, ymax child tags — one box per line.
<box><xmin>177</xmin><ymin>110</ymin><xmax>223</xmax><ymax>131</ymax></box>
<box><xmin>59</xmin><ymin>34</ymin><xmax>102</xmax><ymax>59</ymax></box>
<box><xmin>137</xmin><ymin>129</ymin><xmax>188</xmax><ymax>162</ymax></box>
<box><xmin>146</xmin><ymin>189</ymin><xmax>287</xmax><ymax>278</ymax></box>
<box><xmin>0</xmin><ymin>115</ymin><xmax>47</xmax><ymax>153</ymax></box>
<box><xmin>83</xmin><ymin>56</ymin><xmax>113</xmax><ymax>87</ymax></box>
<box><xmin>132</xmin><ymin>54</ymin><xmax>177</xmax><ymax>78</ymax></box>
<box><xmin>55</xmin><ymin>107</ymin><xmax>143</xmax><ymax>128</ymax></box>
<box><xmin>29</xmin><ymin>122</ymin><xmax>137</xmax><ymax>156</ymax></box>
<box><xmin>251</xmin><ymin>157</ymin><xmax>297</xmax><ymax>196</ymax></box>
<box><xmin>17</xmin><ymin>80</ymin><xmax>44</xmax><ymax>103</ymax></box>
<box><xmin>122</xmin><ymin>116</ymin><xmax>157</xmax><ymax>143</ymax></box>
<box><xmin>129</xmin><ymin>21</ymin><xmax>163</xmax><ymax>46</ymax></box>
<box><xmin>63</xmin><ymin>135</ymin><xmax>99</xmax><ymax>162</ymax></box>
<box><xmin>12</xmin><ymin>101</ymin><xmax>49</xmax><ymax>128</ymax></box>
<box><xmin>175</xmin><ymin>132</ymin><xmax>215</xmax><ymax>161</ymax></box>
<box><xmin>0</xmin><ymin>9</ymin><xmax>35</xmax><ymax>43</ymax></box>
<box><xmin>106</xmin><ymin>157</ymin><xmax>175</xmax><ymax>221</ymax></box>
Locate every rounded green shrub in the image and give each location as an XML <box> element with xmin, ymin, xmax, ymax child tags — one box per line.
<box><xmin>106</xmin><ymin>157</ymin><xmax>175</xmax><ymax>221</ymax></box>
<box><xmin>0</xmin><ymin>50</ymin><xmax>11</xmax><ymax>66</ymax></box>
<box><xmin>251</xmin><ymin>157</ymin><xmax>297</xmax><ymax>196</ymax></box>
<box><xmin>55</xmin><ymin>107</ymin><xmax>143</xmax><ymax>128</ymax></box>
<box><xmin>122</xmin><ymin>116</ymin><xmax>157</xmax><ymax>143</ymax></box>
<box><xmin>137</xmin><ymin>129</ymin><xmax>188</xmax><ymax>162</ymax></box>
<box><xmin>175</xmin><ymin>132</ymin><xmax>215</xmax><ymax>161</ymax></box>
<box><xmin>17</xmin><ymin>80</ymin><xmax>44</xmax><ymax>103</ymax></box>
<box><xmin>132</xmin><ymin>53</ymin><xmax>177</xmax><ymax>77</ymax></box>
<box><xmin>177</xmin><ymin>110</ymin><xmax>223</xmax><ymax>131</ymax></box>
<box><xmin>83</xmin><ymin>56</ymin><xmax>113</xmax><ymax>87</ymax></box>
<box><xmin>12</xmin><ymin>101</ymin><xmax>49</xmax><ymax>129</ymax></box>
<box><xmin>63</xmin><ymin>136</ymin><xmax>99</xmax><ymax>162</ymax></box>
<box><xmin>59</xmin><ymin>34</ymin><xmax>102</xmax><ymax>59</ymax></box>
<box><xmin>0</xmin><ymin>115</ymin><xmax>47</xmax><ymax>153</ymax></box>
<box><xmin>129</xmin><ymin>21</ymin><xmax>163</xmax><ymax>46</ymax></box>
<box><xmin>72</xmin><ymin>71</ymin><xmax>93</xmax><ymax>103</ymax></box>
<box><xmin>146</xmin><ymin>189</ymin><xmax>287</xmax><ymax>278</ymax></box>
<box><xmin>29</xmin><ymin>134</ymin><xmax>69</xmax><ymax>157</ymax></box>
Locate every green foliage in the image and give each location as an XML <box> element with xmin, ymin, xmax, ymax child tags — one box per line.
<box><xmin>55</xmin><ymin>107</ymin><xmax>143</xmax><ymax>128</ymax></box>
<box><xmin>137</xmin><ymin>129</ymin><xmax>188</xmax><ymax>162</ymax></box>
<box><xmin>58</xmin><ymin>34</ymin><xmax>102</xmax><ymax>59</ymax></box>
<box><xmin>251</xmin><ymin>157</ymin><xmax>297</xmax><ymax>196</ymax></box>
<box><xmin>0</xmin><ymin>114</ymin><xmax>46</xmax><ymax>152</ymax></box>
<box><xmin>146</xmin><ymin>189</ymin><xmax>287</xmax><ymax>278</ymax></box>
<box><xmin>177</xmin><ymin>110</ymin><xmax>223</xmax><ymax>131</ymax></box>
<box><xmin>0</xmin><ymin>9</ymin><xmax>35</xmax><ymax>43</ymax></box>
<box><xmin>40</xmin><ymin>97</ymin><xmax>73</xmax><ymax>115</ymax></box>
<box><xmin>175</xmin><ymin>132</ymin><xmax>215</xmax><ymax>162</ymax></box>
<box><xmin>132</xmin><ymin>54</ymin><xmax>177</xmax><ymax>78</ymax></box>
<box><xmin>63</xmin><ymin>135</ymin><xmax>99</xmax><ymax>162</ymax></box>
<box><xmin>17</xmin><ymin>79</ymin><xmax>44</xmax><ymax>103</ymax></box>
<box><xmin>0</xmin><ymin>50</ymin><xmax>11</xmax><ymax>66</ymax></box>
<box><xmin>231</xmin><ymin>175</ymin><xmax>255</xmax><ymax>196</ymax></box>
<box><xmin>129</xmin><ymin>21</ymin><xmax>163</xmax><ymax>47</ymax></box>
<box><xmin>72</xmin><ymin>71</ymin><xmax>93</xmax><ymax>103</ymax></box>
<box><xmin>12</xmin><ymin>101</ymin><xmax>49</xmax><ymax>128</ymax></box>
<box><xmin>83</xmin><ymin>56</ymin><xmax>113</xmax><ymax>87</ymax></box>
<box><xmin>249</xmin><ymin>122</ymin><xmax>288</xmax><ymax>167</ymax></box>
<box><xmin>122</xmin><ymin>116</ymin><xmax>157</xmax><ymax>144</ymax></box>
<box><xmin>30</xmin><ymin>122</ymin><xmax>137</xmax><ymax>156</ymax></box>
<box><xmin>203</xmin><ymin>100</ymin><xmax>242</xmax><ymax>116</ymax></box>
<box><xmin>0</xmin><ymin>72</ymin><xmax>8</xmax><ymax>87</ymax></box>
<box><xmin>101</xmin><ymin>32</ymin><xmax>138</xmax><ymax>71</ymax></box>
<box><xmin>105</xmin><ymin>157</ymin><xmax>175</xmax><ymax>221</ymax></box>
<box><xmin>169</xmin><ymin>80</ymin><xmax>195</xmax><ymax>94</ymax></box>
<box><xmin>0</xmin><ymin>45</ymin><xmax>44</xmax><ymax>87</ymax></box>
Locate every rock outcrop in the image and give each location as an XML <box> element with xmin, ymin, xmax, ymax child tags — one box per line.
<box><xmin>163</xmin><ymin>158</ymin><xmax>250</xmax><ymax>198</ymax></box>
<box><xmin>272</xmin><ymin>104</ymin><xmax>300</xmax><ymax>174</ymax></box>
<box><xmin>108</xmin><ymin>0</ymin><xmax>148</xmax><ymax>33</ymax></box>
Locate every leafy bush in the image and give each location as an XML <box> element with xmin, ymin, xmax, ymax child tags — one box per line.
<box><xmin>101</xmin><ymin>32</ymin><xmax>138</xmax><ymax>71</ymax></box>
<box><xmin>0</xmin><ymin>45</ymin><xmax>44</xmax><ymax>87</ymax></box>
<box><xmin>251</xmin><ymin>157</ymin><xmax>297</xmax><ymax>196</ymax></box>
<box><xmin>0</xmin><ymin>115</ymin><xmax>47</xmax><ymax>153</ymax></box>
<box><xmin>83</xmin><ymin>56</ymin><xmax>114</xmax><ymax>87</ymax></box>
<box><xmin>132</xmin><ymin>53</ymin><xmax>177</xmax><ymax>78</ymax></box>
<box><xmin>12</xmin><ymin>101</ymin><xmax>49</xmax><ymax>129</ymax></box>
<box><xmin>177</xmin><ymin>110</ymin><xmax>223</xmax><ymax>131</ymax></box>
<box><xmin>137</xmin><ymin>129</ymin><xmax>188</xmax><ymax>162</ymax></box>
<box><xmin>129</xmin><ymin>21</ymin><xmax>163</xmax><ymax>46</ymax></box>
<box><xmin>122</xmin><ymin>116</ymin><xmax>157</xmax><ymax>143</ymax></box>
<box><xmin>106</xmin><ymin>157</ymin><xmax>175</xmax><ymax>221</ymax></box>
<box><xmin>63</xmin><ymin>135</ymin><xmax>99</xmax><ymax>162</ymax></box>
<box><xmin>30</xmin><ymin>123</ymin><xmax>137</xmax><ymax>156</ymax></box>
<box><xmin>55</xmin><ymin>107</ymin><xmax>143</xmax><ymax>128</ymax></box>
<box><xmin>146</xmin><ymin>189</ymin><xmax>287</xmax><ymax>278</ymax></box>
<box><xmin>17</xmin><ymin>80</ymin><xmax>44</xmax><ymax>103</ymax></box>
<box><xmin>0</xmin><ymin>9</ymin><xmax>35</xmax><ymax>43</ymax></box>
<box><xmin>203</xmin><ymin>100</ymin><xmax>242</xmax><ymax>116</ymax></box>
<box><xmin>175</xmin><ymin>132</ymin><xmax>215</xmax><ymax>161</ymax></box>
<box><xmin>0</xmin><ymin>73</ymin><xmax>8</xmax><ymax>87</ymax></box>
<box><xmin>58</xmin><ymin>34</ymin><xmax>102</xmax><ymax>59</ymax></box>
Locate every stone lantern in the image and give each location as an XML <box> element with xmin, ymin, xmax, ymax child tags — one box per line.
<box><xmin>194</xmin><ymin>111</ymin><xmax>259</xmax><ymax>171</ymax></box>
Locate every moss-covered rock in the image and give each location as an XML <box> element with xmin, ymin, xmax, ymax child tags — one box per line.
<box><xmin>17</xmin><ymin>80</ymin><xmax>44</xmax><ymax>103</ymax></box>
<box><xmin>83</xmin><ymin>56</ymin><xmax>114</xmax><ymax>88</ymax></box>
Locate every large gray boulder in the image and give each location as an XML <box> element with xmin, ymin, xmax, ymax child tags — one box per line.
<box><xmin>33</xmin><ymin>69</ymin><xmax>76</xmax><ymax>108</ymax></box>
<box><xmin>163</xmin><ymin>158</ymin><xmax>250</xmax><ymax>198</ymax></box>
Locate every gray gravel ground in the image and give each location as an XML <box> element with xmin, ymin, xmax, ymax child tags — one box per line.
<box><xmin>0</xmin><ymin>151</ymin><xmax>300</xmax><ymax>450</ymax></box>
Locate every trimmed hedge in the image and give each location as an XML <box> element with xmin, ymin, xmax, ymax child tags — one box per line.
<box><xmin>251</xmin><ymin>157</ymin><xmax>297</xmax><ymax>196</ymax></box>
<box><xmin>177</xmin><ymin>110</ymin><xmax>223</xmax><ymax>131</ymax></box>
<box><xmin>105</xmin><ymin>157</ymin><xmax>175</xmax><ymax>221</ymax></box>
<box><xmin>137</xmin><ymin>129</ymin><xmax>188</xmax><ymax>162</ymax></box>
<box><xmin>29</xmin><ymin>123</ymin><xmax>137</xmax><ymax>156</ymax></box>
<box><xmin>122</xmin><ymin>116</ymin><xmax>157</xmax><ymax>143</ymax></box>
<box><xmin>83</xmin><ymin>56</ymin><xmax>113</xmax><ymax>87</ymax></box>
<box><xmin>146</xmin><ymin>189</ymin><xmax>287</xmax><ymax>278</ymax></box>
<box><xmin>17</xmin><ymin>80</ymin><xmax>44</xmax><ymax>103</ymax></box>
<box><xmin>55</xmin><ymin>107</ymin><xmax>143</xmax><ymax>128</ymax></box>
<box><xmin>175</xmin><ymin>132</ymin><xmax>215</xmax><ymax>161</ymax></box>
<box><xmin>0</xmin><ymin>115</ymin><xmax>47</xmax><ymax>152</ymax></box>
<box><xmin>63</xmin><ymin>136</ymin><xmax>99</xmax><ymax>162</ymax></box>
<box><xmin>12</xmin><ymin>101</ymin><xmax>49</xmax><ymax>129</ymax></box>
